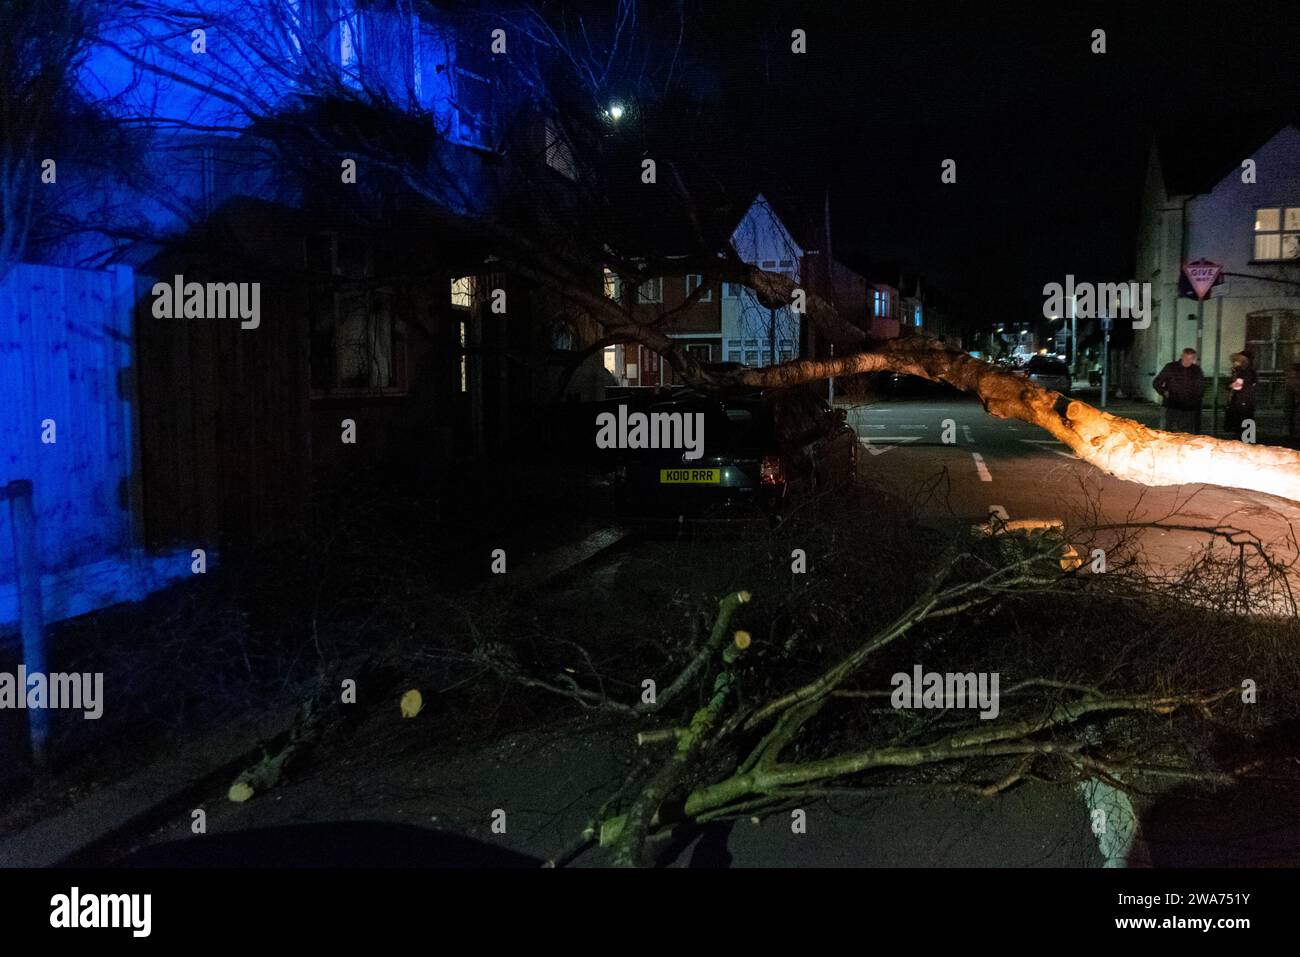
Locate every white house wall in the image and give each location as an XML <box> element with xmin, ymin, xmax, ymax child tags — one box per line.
<box><xmin>1130</xmin><ymin>126</ymin><xmax>1300</xmax><ymax>402</ymax></box>
<box><xmin>722</xmin><ymin>195</ymin><xmax>803</xmax><ymax>363</ymax></box>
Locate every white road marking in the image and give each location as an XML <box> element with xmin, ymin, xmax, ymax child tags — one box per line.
<box><xmin>1019</xmin><ymin>438</ymin><xmax>1075</xmax><ymax>460</ymax></box>
<box><xmin>961</xmin><ymin>425</ymin><xmax>974</xmax><ymax>444</ymax></box>
<box><xmin>971</xmin><ymin>452</ymin><xmax>992</xmax><ymax>482</ymax></box>
<box><xmin>988</xmin><ymin>504</ymin><xmax>1009</xmax><ymax>521</ymax></box>
<box><xmin>860</xmin><ymin>437</ymin><xmax>920</xmax><ymax>457</ymax></box>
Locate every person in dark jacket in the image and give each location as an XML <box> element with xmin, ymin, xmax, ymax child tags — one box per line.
<box><xmin>1152</xmin><ymin>348</ymin><xmax>1206</xmax><ymax>434</ymax></box>
<box><xmin>1224</xmin><ymin>349</ymin><xmax>1258</xmax><ymax>440</ymax></box>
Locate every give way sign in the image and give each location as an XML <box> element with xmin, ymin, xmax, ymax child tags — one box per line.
<box><xmin>1182</xmin><ymin>259</ymin><xmax>1223</xmax><ymax>300</ymax></box>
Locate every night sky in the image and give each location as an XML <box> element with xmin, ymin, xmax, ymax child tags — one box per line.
<box><xmin>669</xmin><ymin>0</ymin><xmax>1300</xmax><ymax>323</ymax></box>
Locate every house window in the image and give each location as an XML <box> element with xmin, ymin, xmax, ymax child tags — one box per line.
<box><xmin>1246</xmin><ymin>310</ymin><xmax>1300</xmax><ymax>372</ymax></box>
<box><xmin>603</xmin><ymin>345</ymin><xmax>618</xmax><ymax>373</ymax></box>
<box><xmin>459</xmin><ymin>319</ymin><xmax>468</xmax><ymax>392</ymax></box>
<box><xmin>448</xmin><ymin>39</ymin><xmax>498</xmax><ymax>150</ymax></box>
<box><xmin>726</xmin><ymin>338</ymin><xmax>742</xmax><ymax>359</ymax></box>
<box><xmin>603</xmin><ymin>268</ymin><xmax>620</xmax><ymax>300</ymax></box>
<box><xmin>312</xmin><ymin>288</ymin><xmax>400</xmax><ymax>392</ymax></box>
<box><xmin>1253</xmin><ymin>207</ymin><xmax>1300</xmax><ymax>261</ymax></box>
<box><xmin>744</xmin><ymin>350</ymin><xmax>759</xmax><ymax>367</ymax></box>
<box><xmin>872</xmin><ymin>290</ymin><xmax>883</xmax><ymax>317</ymax></box>
<box><xmin>544</xmin><ymin>117</ymin><xmax>577</xmax><ymax>180</ymax></box>
<box><xmin>451</xmin><ymin>276</ymin><xmax>474</xmax><ymax>308</ymax></box>
<box><xmin>724</xmin><ymin>282</ymin><xmax>744</xmax><ymax>298</ymax></box>
<box><xmin>685</xmin><ymin>274</ymin><xmax>713</xmax><ymax>302</ymax></box>
<box><xmin>779</xmin><ymin>340</ymin><xmax>794</xmax><ymax>363</ymax></box>
<box><xmin>687</xmin><ymin>343</ymin><xmax>712</xmax><ymax>362</ymax></box>
<box><xmin>638</xmin><ymin>277</ymin><xmax>663</xmax><ymax>304</ymax></box>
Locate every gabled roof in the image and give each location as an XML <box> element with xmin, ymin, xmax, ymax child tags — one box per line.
<box><xmin>1155</xmin><ymin>117</ymin><xmax>1300</xmax><ymax>197</ymax></box>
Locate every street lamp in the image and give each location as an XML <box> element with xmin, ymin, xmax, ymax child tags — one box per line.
<box><xmin>607</xmin><ymin>103</ymin><xmax>625</xmax><ymax>121</ymax></box>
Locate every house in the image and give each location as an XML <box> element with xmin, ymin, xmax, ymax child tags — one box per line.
<box><xmin>606</xmin><ymin>192</ymin><xmax>881</xmax><ymax>384</ymax></box>
<box><xmin>867</xmin><ymin>275</ymin><xmax>902</xmax><ymax>341</ymax></box>
<box><xmin>602</xmin><ymin>264</ymin><xmax>723</xmax><ymax>388</ymax></box>
<box><xmin>1125</xmin><ymin>123</ymin><xmax>1300</xmax><ymax>408</ymax></box>
<box><xmin>722</xmin><ymin>195</ymin><xmax>806</xmax><ymax>369</ymax></box>
<box><xmin>3</xmin><ymin>0</ymin><xmax>599</xmax><ymax>617</ymax></box>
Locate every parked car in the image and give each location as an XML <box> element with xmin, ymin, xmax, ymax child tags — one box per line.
<box><xmin>1020</xmin><ymin>356</ymin><xmax>1072</xmax><ymax>394</ymax></box>
<box><xmin>613</xmin><ymin>389</ymin><xmax>858</xmax><ymax>524</ymax></box>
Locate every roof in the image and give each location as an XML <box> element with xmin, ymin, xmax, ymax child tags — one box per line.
<box><xmin>1155</xmin><ymin>117</ymin><xmax>1300</xmax><ymax>197</ymax></box>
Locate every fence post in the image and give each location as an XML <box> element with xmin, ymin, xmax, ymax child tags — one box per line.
<box><xmin>5</xmin><ymin>479</ymin><xmax>49</xmax><ymax>768</ymax></box>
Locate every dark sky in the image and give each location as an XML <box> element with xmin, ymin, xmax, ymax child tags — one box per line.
<box><xmin>674</xmin><ymin>0</ymin><xmax>1300</xmax><ymax>323</ymax></box>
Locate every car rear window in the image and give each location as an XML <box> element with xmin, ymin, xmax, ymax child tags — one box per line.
<box><xmin>644</xmin><ymin>398</ymin><xmax>772</xmax><ymax>454</ymax></box>
<box><xmin>1027</xmin><ymin>358</ymin><xmax>1068</xmax><ymax>375</ymax></box>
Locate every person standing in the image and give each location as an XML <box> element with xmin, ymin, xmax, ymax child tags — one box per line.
<box><xmin>1224</xmin><ymin>349</ymin><xmax>1258</xmax><ymax>441</ymax></box>
<box><xmin>1152</xmin><ymin>348</ymin><xmax>1207</xmax><ymax>434</ymax></box>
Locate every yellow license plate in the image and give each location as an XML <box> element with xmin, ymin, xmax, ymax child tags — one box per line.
<box><xmin>659</xmin><ymin>468</ymin><xmax>720</xmax><ymax>485</ymax></box>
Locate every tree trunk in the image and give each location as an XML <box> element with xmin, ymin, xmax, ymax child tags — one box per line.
<box><xmin>731</xmin><ymin>339</ymin><xmax>1300</xmax><ymax>504</ymax></box>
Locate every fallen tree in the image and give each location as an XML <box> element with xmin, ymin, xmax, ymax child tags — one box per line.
<box><xmin>728</xmin><ymin>338</ymin><xmax>1300</xmax><ymax>504</ymax></box>
<box><xmin>442</xmin><ymin>501</ymin><xmax>1298</xmax><ymax>868</ymax></box>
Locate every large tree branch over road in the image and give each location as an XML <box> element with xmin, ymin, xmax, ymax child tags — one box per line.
<box><xmin>730</xmin><ymin>339</ymin><xmax>1300</xmax><ymax>504</ymax></box>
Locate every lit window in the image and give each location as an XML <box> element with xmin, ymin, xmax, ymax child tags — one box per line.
<box><xmin>458</xmin><ymin>320</ymin><xmax>468</xmax><ymax>392</ymax></box>
<box><xmin>685</xmin><ymin>274</ymin><xmax>713</xmax><ymax>302</ymax></box>
<box><xmin>603</xmin><ymin>345</ymin><xmax>617</xmax><ymax>373</ymax></box>
<box><xmin>451</xmin><ymin>276</ymin><xmax>474</xmax><ymax>307</ymax></box>
<box><xmin>1254</xmin><ymin>207</ymin><xmax>1300</xmax><ymax>261</ymax></box>
<box><xmin>638</xmin><ymin>277</ymin><xmax>663</xmax><ymax>304</ymax></box>
<box><xmin>603</xmin><ymin>268</ymin><xmax>620</xmax><ymax>300</ymax></box>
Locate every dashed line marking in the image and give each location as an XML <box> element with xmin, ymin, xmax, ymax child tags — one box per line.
<box><xmin>972</xmin><ymin>452</ymin><xmax>992</xmax><ymax>482</ymax></box>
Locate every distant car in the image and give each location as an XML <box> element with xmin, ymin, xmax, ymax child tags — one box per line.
<box><xmin>1021</xmin><ymin>356</ymin><xmax>1072</xmax><ymax>394</ymax></box>
<box><xmin>613</xmin><ymin>389</ymin><xmax>858</xmax><ymax>524</ymax></box>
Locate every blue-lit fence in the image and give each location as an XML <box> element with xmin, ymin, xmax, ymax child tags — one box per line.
<box><xmin>0</xmin><ymin>262</ymin><xmax>189</xmax><ymax>629</ymax></box>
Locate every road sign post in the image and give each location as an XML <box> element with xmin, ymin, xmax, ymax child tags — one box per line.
<box><xmin>1182</xmin><ymin>260</ymin><xmax>1222</xmax><ymax>435</ymax></box>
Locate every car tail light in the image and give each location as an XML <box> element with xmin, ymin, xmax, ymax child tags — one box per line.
<box><xmin>760</xmin><ymin>455</ymin><xmax>786</xmax><ymax>486</ymax></box>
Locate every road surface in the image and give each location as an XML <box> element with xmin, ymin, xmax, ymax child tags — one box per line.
<box><xmin>847</xmin><ymin>392</ymin><xmax>1300</xmax><ymax>590</ymax></box>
